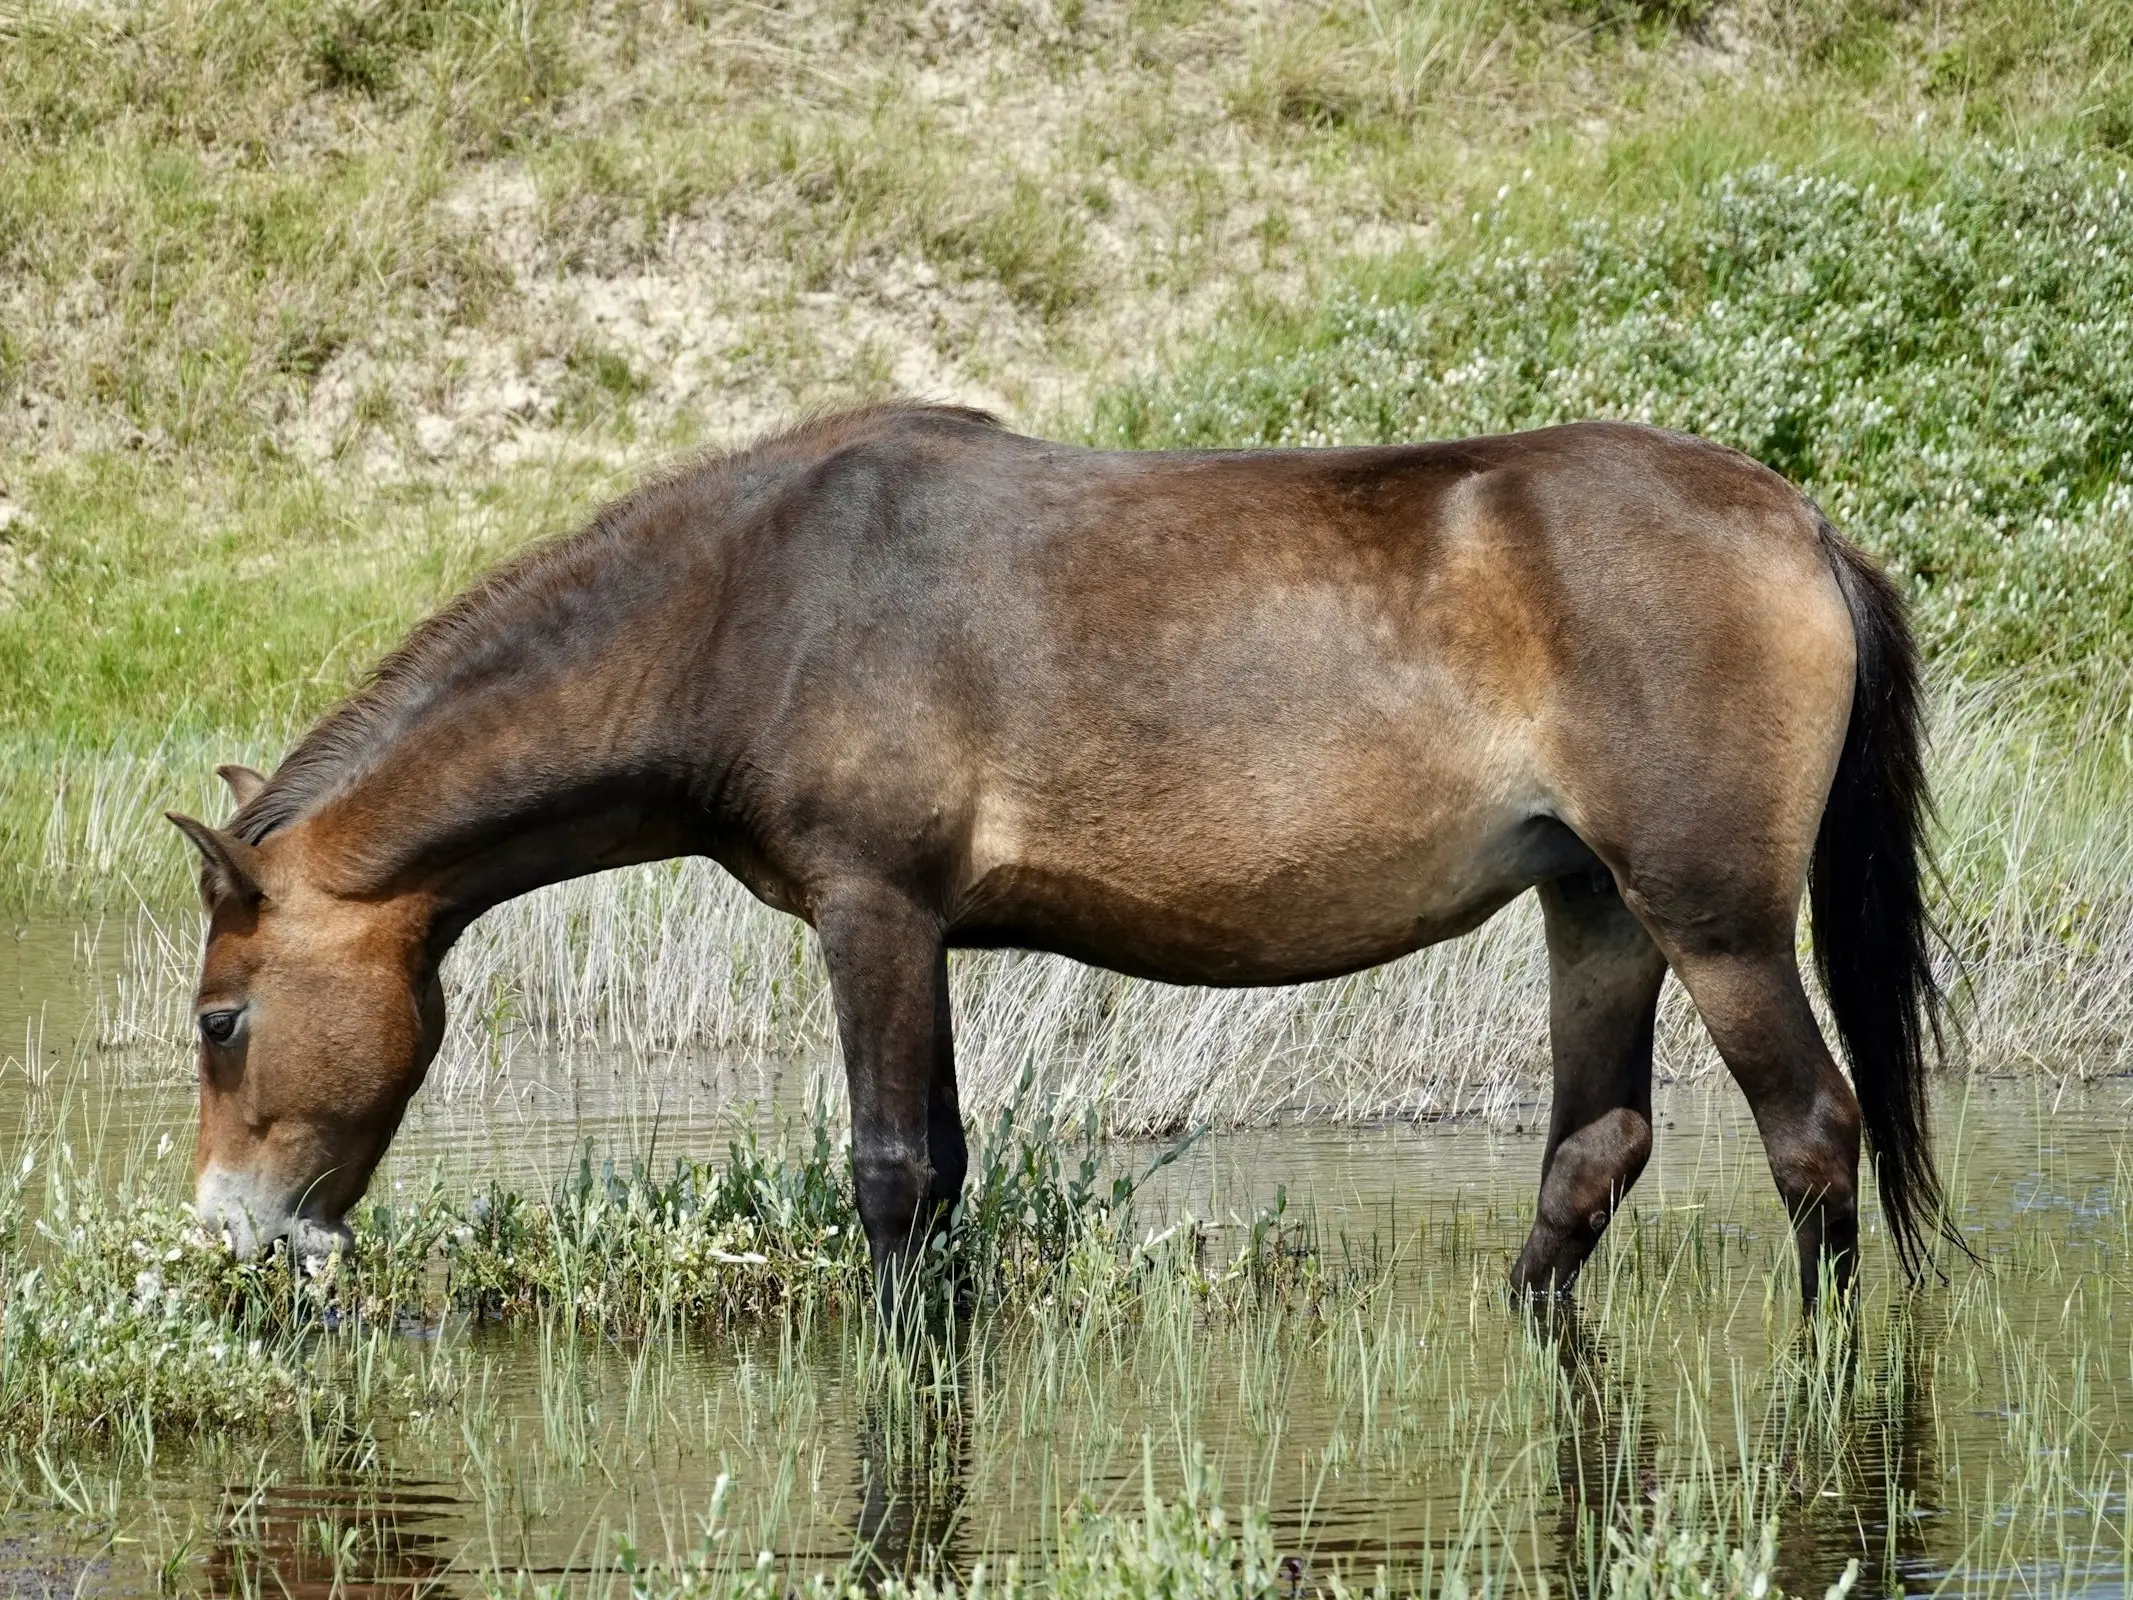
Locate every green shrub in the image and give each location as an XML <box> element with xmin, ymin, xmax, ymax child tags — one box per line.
<box><xmin>1094</xmin><ymin>147</ymin><xmax>2133</xmax><ymax>677</ymax></box>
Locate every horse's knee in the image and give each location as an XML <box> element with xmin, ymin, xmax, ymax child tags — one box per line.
<box><xmin>853</xmin><ymin>1145</ymin><xmax>936</xmax><ymax>1261</ymax></box>
<box><xmin>1513</xmin><ymin>1107</ymin><xmax>1653</xmax><ymax>1295</ymax></box>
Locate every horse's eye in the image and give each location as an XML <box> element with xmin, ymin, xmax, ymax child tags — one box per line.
<box><xmin>198</xmin><ymin>1008</ymin><xmax>244</xmax><ymax>1047</ymax></box>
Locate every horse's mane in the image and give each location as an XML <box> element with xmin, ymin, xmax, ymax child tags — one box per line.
<box><xmin>229</xmin><ymin>402</ymin><xmax>1001</xmax><ymax>845</ymax></box>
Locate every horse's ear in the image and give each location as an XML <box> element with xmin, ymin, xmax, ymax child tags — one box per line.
<box><xmin>167</xmin><ymin>813</ymin><xmax>265</xmax><ymax>908</ymax></box>
<box><xmin>216</xmin><ymin>764</ymin><xmax>268</xmax><ymax>809</ymax></box>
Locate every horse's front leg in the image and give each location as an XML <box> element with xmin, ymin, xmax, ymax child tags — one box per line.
<box><xmin>816</xmin><ymin>885</ymin><xmax>964</xmax><ymax>1308</ymax></box>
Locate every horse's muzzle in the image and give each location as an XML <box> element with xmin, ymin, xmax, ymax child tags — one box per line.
<box><xmin>195</xmin><ymin>1165</ymin><xmax>353</xmax><ymax>1265</ymax></box>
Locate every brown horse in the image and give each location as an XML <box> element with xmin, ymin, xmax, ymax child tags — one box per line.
<box><xmin>170</xmin><ymin>404</ymin><xmax>1950</xmax><ymax>1307</ymax></box>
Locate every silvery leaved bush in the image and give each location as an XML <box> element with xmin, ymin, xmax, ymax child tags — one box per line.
<box><xmin>1099</xmin><ymin>147</ymin><xmax>2133</xmax><ymax>676</ymax></box>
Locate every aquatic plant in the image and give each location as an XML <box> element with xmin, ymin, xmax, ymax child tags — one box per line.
<box><xmin>0</xmin><ymin>1094</ymin><xmax>1198</xmax><ymax>1437</ymax></box>
<box><xmin>0</xmin><ymin>1145</ymin><xmax>419</xmax><ymax>1440</ymax></box>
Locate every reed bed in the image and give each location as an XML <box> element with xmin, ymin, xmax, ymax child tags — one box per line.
<box><xmin>64</xmin><ymin>667</ymin><xmax>2133</xmax><ymax>1136</ymax></box>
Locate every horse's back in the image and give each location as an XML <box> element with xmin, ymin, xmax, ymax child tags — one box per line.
<box><xmin>732</xmin><ymin>414</ymin><xmax>1856</xmax><ymax>983</ymax></box>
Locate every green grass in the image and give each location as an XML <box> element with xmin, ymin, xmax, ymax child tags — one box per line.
<box><xmin>1088</xmin><ymin>144</ymin><xmax>2133</xmax><ymax>680</ymax></box>
<box><xmin>0</xmin><ymin>1137</ymin><xmax>446</xmax><ymax>1444</ymax></box>
<box><xmin>0</xmin><ymin>456</ymin><xmax>615</xmax><ymax>737</ymax></box>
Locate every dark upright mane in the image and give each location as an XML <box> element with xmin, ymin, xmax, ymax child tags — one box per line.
<box><xmin>228</xmin><ymin>402</ymin><xmax>1001</xmax><ymax>845</ymax></box>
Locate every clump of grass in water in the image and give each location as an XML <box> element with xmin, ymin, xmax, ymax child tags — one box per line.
<box><xmin>447</xmin><ymin>1092</ymin><xmax>1199</xmax><ymax>1332</ymax></box>
<box><xmin>0</xmin><ymin>1140</ymin><xmax>439</xmax><ymax>1443</ymax></box>
<box><xmin>0</xmin><ymin>1095</ymin><xmax>1198</xmax><ymax>1447</ymax></box>
<box><xmin>446</xmin><ymin>1114</ymin><xmax>866</xmax><ymax>1331</ymax></box>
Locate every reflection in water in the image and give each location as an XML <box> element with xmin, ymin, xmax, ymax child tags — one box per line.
<box><xmin>1766</xmin><ymin>1304</ymin><xmax>1947</xmax><ymax>1596</ymax></box>
<box><xmin>1530</xmin><ymin>1287</ymin><xmax>1961</xmax><ymax>1597</ymax></box>
<box><xmin>154</xmin><ymin>1271</ymin><xmax>2098</xmax><ymax>1595</ymax></box>
<box><xmin>1531</xmin><ymin>1298</ymin><xmax>1660</xmax><ymax>1594</ymax></box>
<box><xmin>208</xmin><ymin>1482</ymin><xmax>456</xmax><ymax>1599</ymax></box>
<box><xmin>850</xmin><ymin>1386</ymin><xmax>973</xmax><ymax>1586</ymax></box>
<box><xmin>1870</xmin><ymin>1304</ymin><xmax>1947</xmax><ymax>1593</ymax></box>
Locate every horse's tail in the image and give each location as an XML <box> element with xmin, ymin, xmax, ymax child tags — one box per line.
<box><xmin>1809</xmin><ymin>517</ymin><xmax>1960</xmax><ymax>1280</ymax></box>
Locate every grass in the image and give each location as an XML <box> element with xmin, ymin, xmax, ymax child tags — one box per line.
<box><xmin>7</xmin><ymin>2</ymin><xmax>2133</xmax><ymax>1592</ymax></box>
<box><xmin>0</xmin><ymin>1087</ymin><xmax>1190</xmax><ymax>1443</ymax></box>
<box><xmin>0</xmin><ymin>1135</ymin><xmax>457</xmax><ymax>1447</ymax></box>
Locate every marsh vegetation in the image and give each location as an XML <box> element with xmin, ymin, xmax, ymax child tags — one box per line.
<box><xmin>5</xmin><ymin>0</ymin><xmax>2133</xmax><ymax>1591</ymax></box>
<box><xmin>7</xmin><ymin>1060</ymin><xmax>2133</xmax><ymax>1595</ymax></box>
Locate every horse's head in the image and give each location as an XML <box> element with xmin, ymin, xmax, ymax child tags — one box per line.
<box><xmin>169</xmin><ymin>767</ymin><xmax>444</xmax><ymax>1261</ymax></box>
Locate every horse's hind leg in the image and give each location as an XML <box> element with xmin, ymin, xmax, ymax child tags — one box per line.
<box><xmin>1664</xmin><ymin>945</ymin><xmax>1862</xmax><ymax>1308</ymax></box>
<box><xmin>1512</xmin><ymin>869</ymin><xmax>1669</xmax><ymax>1297</ymax></box>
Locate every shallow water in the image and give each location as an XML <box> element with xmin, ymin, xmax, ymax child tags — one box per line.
<box><xmin>5</xmin><ymin>920</ymin><xmax>2133</xmax><ymax>1597</ymax></box>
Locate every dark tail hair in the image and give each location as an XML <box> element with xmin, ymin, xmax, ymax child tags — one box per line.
<box><xmin>1810</xmin><ymin>519</ymin><xmax>1962</xmax><ymax>1280</ymax></box>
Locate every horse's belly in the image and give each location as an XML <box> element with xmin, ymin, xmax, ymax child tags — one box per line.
<box><xmin>954</xmin><ymin>789</ymin><xmax>1580</xmax><ymax>987</ymax></box>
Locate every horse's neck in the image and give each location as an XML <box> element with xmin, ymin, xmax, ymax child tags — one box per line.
<box><xmin>300</xmin><ymin>668</ymin><xmax>710</xmax><ymax>944</ymax></box>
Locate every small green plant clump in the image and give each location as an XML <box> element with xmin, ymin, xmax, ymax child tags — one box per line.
<box><xmin>445</xmin><ymin>1099</ymin><xmax>1197</xmax><ymax>1332</ymax></box>
<box><xmin>443</xmin><ymin>1123</ymin><xmax>867</xmax><ymax>1330</ymax></box>
<box><xmin>0</xmin><ymin>1107</ymin><xmax>1210</xmax><ymax>1443</ymax></box>
<box><xmin>1095</xmin><ymin>146</ymin><xmax>2133</xmax><ymax>681</ymax></box>
<box><xmin>0</xmin><ymin>1150</ymin><xmax>372</xmax><ymax>1439</ymax></box>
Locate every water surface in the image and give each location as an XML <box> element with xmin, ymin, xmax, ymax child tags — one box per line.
<box><xmin>4</xmin><ymin>919</ymin><xmax>2131</xmax><ymax>1597</ymax></box>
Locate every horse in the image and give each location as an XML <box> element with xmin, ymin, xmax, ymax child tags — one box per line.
<box><xmin>169</xmin><ymin>403</ymin><xmax>1951</xmax><ymax>1309</ymax></box>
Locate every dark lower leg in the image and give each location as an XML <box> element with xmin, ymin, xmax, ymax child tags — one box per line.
<box><xmin>925</xmin><ymin>966</ymin><xmax>968</xmax><ymax>1217</ymax></box>
<box><xmin>1512</xmin><ymin>871</ymin><xmax>1668</xmax><ymax>1297</ymax></box>
<box><xmin>1673</xmin><ymin>951</ymin><xmax>1862</xmax><ymax>1310</ymax></box>
<box><xmin>818</xmin><ymin>887</ymin><xmax>961</xmax><ymax>1306</ymax></box>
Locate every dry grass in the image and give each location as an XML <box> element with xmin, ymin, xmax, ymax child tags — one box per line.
<box><xmin>59</xmin><ymin>670</ymin><xmax>2133</xmax><ymax>1133</ymax></box>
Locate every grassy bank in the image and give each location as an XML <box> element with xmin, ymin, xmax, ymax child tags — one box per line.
<box><xmin>6</xmin><ymin>0</ymin><xmax>2133</xmax><ymax>745</ymax></box>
